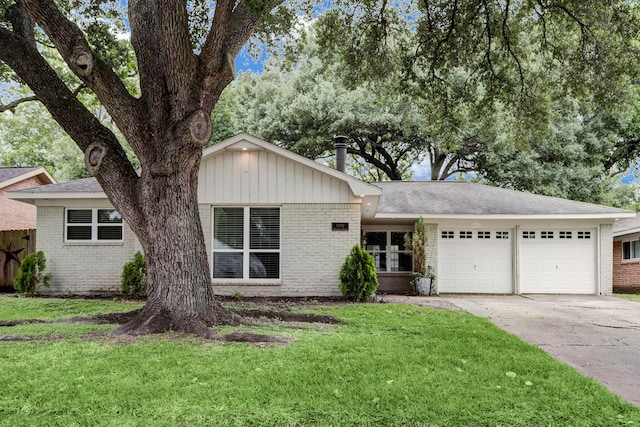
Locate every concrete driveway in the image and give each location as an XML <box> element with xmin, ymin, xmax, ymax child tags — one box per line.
<box><xmin>385</xmin><ymin>294</ymin><xmax>640</xmax><ymax>407</ymax></box>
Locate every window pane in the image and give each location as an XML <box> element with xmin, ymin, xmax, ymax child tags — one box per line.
<box><xmin>364</xmin><ymin>232</ymin><xmax>386</xmax><ymax>251</ymax></box>
<box><xmin>370</xmin><ymin>252</ymin><xmax>387</xmax><ymax>272</ymax></box>
<box><xmin>213</xmin><ymin>253</ymin><xmax>243</xmax><ymax>278</ymax></box>
<box><xmin>250</xmin><ymin>208</ymin><xmax>280</xmax><ymax>250</ymax></box>
<box><xmin>98</xmin><ymin>209</ymin><xmax>122</xmax><ymax>224</ymax></box>
<box><xmin>98</xmin><ymin>226</ymin><xmax>123</xmax><ymax>240</ymax></box>
<box><xmin>624</xmin><ymin>242</ymin><xmax>631</xmax><ymax>260</ymax></box>
<box><xmin>391</xmin><ymin>232</ymin><xmax>410</xmax><ymax>251</ymax></box>
<box><xmin>67</xmin><ymin>209</ymin><xmax>92</xmax><ymax>223</ymax></box>
<box><xmin>250</xmin><ymin>253</ymin><xmax>279</xmax><ymax>279</ymax></box>
<box><xmin>633</xmin><ymin>241</ymin><xmax>640</xmax><ymax>259</ymax></box>
<box><xmin>214</xmin><ymin>208</ymin><xmax>243</xmax><ymax>249</ymax></box>
<box><xmin>67</xmin><ymin>226</ymin><xmax>91</xmax><ymax>240</ymax></box>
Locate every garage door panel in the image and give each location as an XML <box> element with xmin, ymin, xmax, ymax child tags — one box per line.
<box><xmin>520</xmin><ymin>229</ymin><xmax>597</xmax><ymax>294</ymax></box>
<box><xmin>439</xmin><ymin>229</ymin><xmax>513</xmax><ymax>294</ymax></box>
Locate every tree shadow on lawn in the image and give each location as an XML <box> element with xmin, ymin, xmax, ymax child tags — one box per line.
<box><xmin>0</xmin><ymin>300</ymin><xmax>340</xmax><ymax>344</ymax></box>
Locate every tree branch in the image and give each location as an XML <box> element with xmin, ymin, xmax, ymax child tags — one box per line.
<box><xmin>20</xmin><ymin>0</ymin><xmax>139</xmax><ymax>142</ymax></box>
<box><xmin>0</xmin><ymin>26</ymin><xmax>148</xmax><ymax>241</ymax></box>
<box><xmin>155</xmin><ymin>0</ymin><xmax>199</xmax><ymax>121</ymax></box>
<box><xmin>0</xmin><ymin>95</ymin><xmax>38</xmax><ymax>113</ymax></box>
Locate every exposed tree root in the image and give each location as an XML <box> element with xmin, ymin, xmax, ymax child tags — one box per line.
<box><xmin>0</xmin><ymin>304</ymin><xmax>339</xmax><ymax>344</ymax></box>
<box><xmin>235</xmin><ymin>308</ymin><xmax>340</xmax><ymax>324</ymax></box>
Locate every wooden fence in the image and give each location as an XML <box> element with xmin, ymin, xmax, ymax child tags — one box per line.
<box><xmin>0</xmin><ymin>229</ymin><xmax>36</xmax><ymax>290</ymax></box>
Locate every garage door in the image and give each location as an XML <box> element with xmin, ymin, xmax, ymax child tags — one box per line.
<box><xmin>520</xmin><ymin>229</ymin><xmax>597</xmax><ymax>294</ymax></box>
<box><xmin>439</xmin><ymin>229</ymin><xmax>513</xmax><ymax>293</ymax></box>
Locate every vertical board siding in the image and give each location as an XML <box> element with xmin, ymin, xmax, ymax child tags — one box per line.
<box><xmin>0</xmin><ymin>229</ymin><xmax>36</xmax><ymax>288</ymax></box>
<box><xmin>200</xmin><ymin>151</ymin><xmax>356</xmax><ymax>204</ymax></box>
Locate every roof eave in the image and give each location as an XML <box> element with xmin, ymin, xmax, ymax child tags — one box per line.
<box><xmin>7</xmin><ymin>191</ymin><xmax>107</xmax><ymax>204</ymax></box>
<box><xmin>374</xmin><ymin>212</ymin><xmax>636</xmax><ymax>220</ymax></box>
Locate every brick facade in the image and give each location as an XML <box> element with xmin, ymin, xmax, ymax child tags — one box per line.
<box><xmin>613</xmin><ymin>239</ymin><xmax>640</xmax><ymax>293</ymax></box>
<box><xmin>210</xmin><ymin>203</ymin><xmax>361</xmax><ymax>297</ymax></box>
<box><xmin>0</xmin><ymin>177</ymin><xmax>42</xmax><ymax>231</ymax></box>
<box><xmin>36</xmin><ymin>205</ymin><xmax>138</xmax><ymax>295</ymax></box>
<box><xmin>600</xmin><ymin>223</ymin><xmax>613</xmax><ymax>295</ymax></box>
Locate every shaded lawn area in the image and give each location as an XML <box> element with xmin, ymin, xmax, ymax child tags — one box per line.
<box><xmin>0</xmin><ymin>296</ymin><xmax>638</xmax><ymax>426</ymax></box>
<box><xmin>616</xmin><ymin>293</ymin><xmax>640</xmax><ymax>303</ymax></box>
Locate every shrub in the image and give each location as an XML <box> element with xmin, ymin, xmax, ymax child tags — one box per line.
<box><xmin>339</xmin><ymin>244</ymin><xmax>378</xmax><ymax>302</ymax></box>
<box><xmin>121</xmin><ymin>251</ymin><xmax>147</xmax><ymax>298</ymax></box>
<box><xmin>13</xmin><ymin>251</ymin><xmax>52</xmax><ymax>295</ymax></box>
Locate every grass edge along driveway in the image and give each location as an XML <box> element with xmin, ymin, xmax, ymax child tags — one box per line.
<box><xmin>0</xmin><ymin>296</ymin><xmax>638</xmax><ymax>427</ymax></box>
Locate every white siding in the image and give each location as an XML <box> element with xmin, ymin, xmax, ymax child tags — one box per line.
<box><xmin>35</xmin><ymin>205</ymin><xmax>138</xmax><ymax>295</ymax></box>
<box><xmin>198</xmin><ymin>150</ymin><xmax>358</xmax><ymax>204</ymax></box>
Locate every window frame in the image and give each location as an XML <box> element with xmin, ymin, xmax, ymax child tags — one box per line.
<box><xmin>622</xmin><ymin>239</ymin><xmax>640</xmax><ymax>262</ymax></box>
<box><xmin>362</xmin><ymin>229</ymin><xmax>413</xmax><ymax>273</ymax></box>
<box><xmin>211</xmin><ymin>206</ymin><xmax>281</xmax><ymax>281</ymax></box>
<box><xmin>64</xmin><ymin>208</ymin><xmax>123</xmax><ymax>243</ymax></box>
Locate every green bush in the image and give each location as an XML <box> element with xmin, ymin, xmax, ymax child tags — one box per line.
<box><xmin>339</xmin><ymin>244</ymin><xmax>378</xmax><ymax>302</ymax></box>
<box><xmin>121</xmin><ymin>251</ymin><xmax>147</xmax><ymax>298</ymax></box>
<box><xmin>13</xmin><ymin>251</ymin><xmax>52</xmax><ymax>295</ymax></box>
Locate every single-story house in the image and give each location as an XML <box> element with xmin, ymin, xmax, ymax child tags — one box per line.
<box><xmin>8</xmin><ymin>133</ymin><xmax>635</xmax><ymax>296</ymax></box>
<box><xmin>0</xmin><ymin>166</ymin><xmax>55</xmax><ymax>231</ymax></box>
<box><xmin>613</xmin><ymin>213</ymin><xmax>640</xmax><ymax>292</ymax></box>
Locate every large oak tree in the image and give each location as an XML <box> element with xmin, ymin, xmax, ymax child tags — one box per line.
<box><xmin>1</xmin><ymin>1</ymin><xmax>639</xmax><ymax>337</ymax></box>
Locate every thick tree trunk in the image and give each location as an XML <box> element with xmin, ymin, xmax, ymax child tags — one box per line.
<box><xmin>115</xmin><ymin>160</ymin><xmax>240</xmax><ymax>336</ymax></box>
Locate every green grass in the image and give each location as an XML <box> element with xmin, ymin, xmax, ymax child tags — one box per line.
<box><xmin>1</xmin><ymin>297</ymin><xmax>639</xmax><ymax>426</ymax></box>
<box><xmin>615</xmin><ymin>293</ymin><xmax>640</xmax><ymax>303</ymax></box>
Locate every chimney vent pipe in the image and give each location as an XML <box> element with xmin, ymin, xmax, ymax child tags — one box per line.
<box><xmin>334</xmin><ymin>135</ymin><xmax>348</xmax><ymax>173</ymax></box>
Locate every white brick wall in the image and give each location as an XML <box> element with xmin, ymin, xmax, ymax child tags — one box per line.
<box><xmin>600</xmin><ymin>223</ymin><xmax>613</xmax><ymax>295</ymax></box>
<box><xmin>211</xmin><ymin>203</ymin><xmax>361</xmax><ymax>297</ymax></box>
<box><xmin>36</xmin><ymin>206</ymin><xmax>137</xmax><ymax>295</ymax></box>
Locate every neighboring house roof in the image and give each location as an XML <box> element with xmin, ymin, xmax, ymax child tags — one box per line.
<box><xmin>0</xmin><ymin>166</ymin><xmax>55</xmax><ymax>190</ymax></box>
<box><xmin>374</xmin><ymin>181</ymin><xmax>634</xmax><ymax>219</ymax></box>
<box><xmin>613</xmin><ymin>212</ymin><xmax>640</xmax><ymax>237</ymax></box>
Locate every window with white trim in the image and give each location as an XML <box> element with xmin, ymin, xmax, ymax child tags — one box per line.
<box><xmin>623</xmin><ymin>240</ymin><xmax>640</xmax><ymax>261</ymax></box>
<box><xmin>441</xmin><ymin>231</ymin><xmax>454</xmax><ymax>239</ymax></box>
<box><xmin>363</xmin><ymin>231</ymin><xmax>413</xmax><ymax>273</ymax></box>
<box><xmin>459</xmin><ymin>231</ymin><xmax>473</xmax><ymax>239</ymax></box>
<box><xmin>522</xmin><ymin>231</ymin><xmax>536</xmax><ymax>239</ymax></box>
<box><xmin>496</xmin><ymin>231</ymin><xmax>510</xmax><ymax>239</ymax></box>
<box><xmin>65</xmin><ymin>209</ymin><xmax>123</xmax><ymax>242</ymax></box>
<box><xmin>212</xmin><ymin>207</ymin><xmax>280</xmax><ymax>279</ymax></box>
<box><xmin>541</xmin><ymin>231</ymin><xmax>554</xmax><ymax>239</ymax></box>
<box><xmin>477</xmin><ymin>231</ymin><xmax>491</xmax><ymax>239</ymax></box>
<box><xmin>577</xmin><ymin>231</ymin><xmax>591</xmax><ymax>239</ymax></box>
<box><xmin>559</xmin><ymin>231</ymin><xmax>572</xmax><ymax>239</ymax></box>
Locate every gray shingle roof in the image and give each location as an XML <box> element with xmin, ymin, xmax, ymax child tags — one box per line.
<box><xmin>0</xmin><ymin>167</ymin><xmax>41</xmax><ymax>184</ymax></box>
<box><xmin>374</xmin><ymin>181</ymin><xmax>632</xmax><ymax>216</ymax></box>
<box><xmin>613</xmin><ymin>212</ymin><xmax>640</xmax><ymax>235</ymax></box>
<box><xmin>16</xmin><ymin>177</ymin><xmax>103</xmax><ymax>193</ymax></box>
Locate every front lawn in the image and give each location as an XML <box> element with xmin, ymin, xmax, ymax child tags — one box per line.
<box><xmin>0</xmin><ymin>296</ymin><xmax>638</xmax><ymax>426</ymax></box>
<box><xmin>615</xmin><ymin>293</ymin><xmax>640</xmax><ymax>303</ymax></box>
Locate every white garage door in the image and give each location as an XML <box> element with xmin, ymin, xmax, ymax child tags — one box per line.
<box><xmin>520</xmin><ymin>229</ymin><xmax>597</xmax><ymax>294</ymax></box>
<box><xmin>439</xmin><ymin>229</ymin><xmax>513</xmax><ymax>293</ymax></box>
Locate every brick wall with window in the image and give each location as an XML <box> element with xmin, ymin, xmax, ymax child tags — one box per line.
<box><xmin>613</xmin><ymin>239</ymin><xmax>640</xmax><ymax>292</ymax></box>
<box><xmin>206</xmin><ymin>203</ymin><xmax>361</xmax><ymax>297</ymax></box>
<box><xmin>36</xmin><ymin>205</ymin><xmax>138</xmax><ymax>295</ymax></box>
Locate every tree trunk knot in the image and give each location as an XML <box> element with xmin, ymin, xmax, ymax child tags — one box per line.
<box><xmin>84</xmin><ymin>143</ymin><xmax>106</xmax><ymax>174</ymax></box>
<box><xmin>72</xmin><ymin>47</ymin><xmax>93</xmax><ymax>77</ymax></box>
<box><xmin>189</xmin><ymin>109</ymin><xmax>212</xmax><ymax>147</ymax></box>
